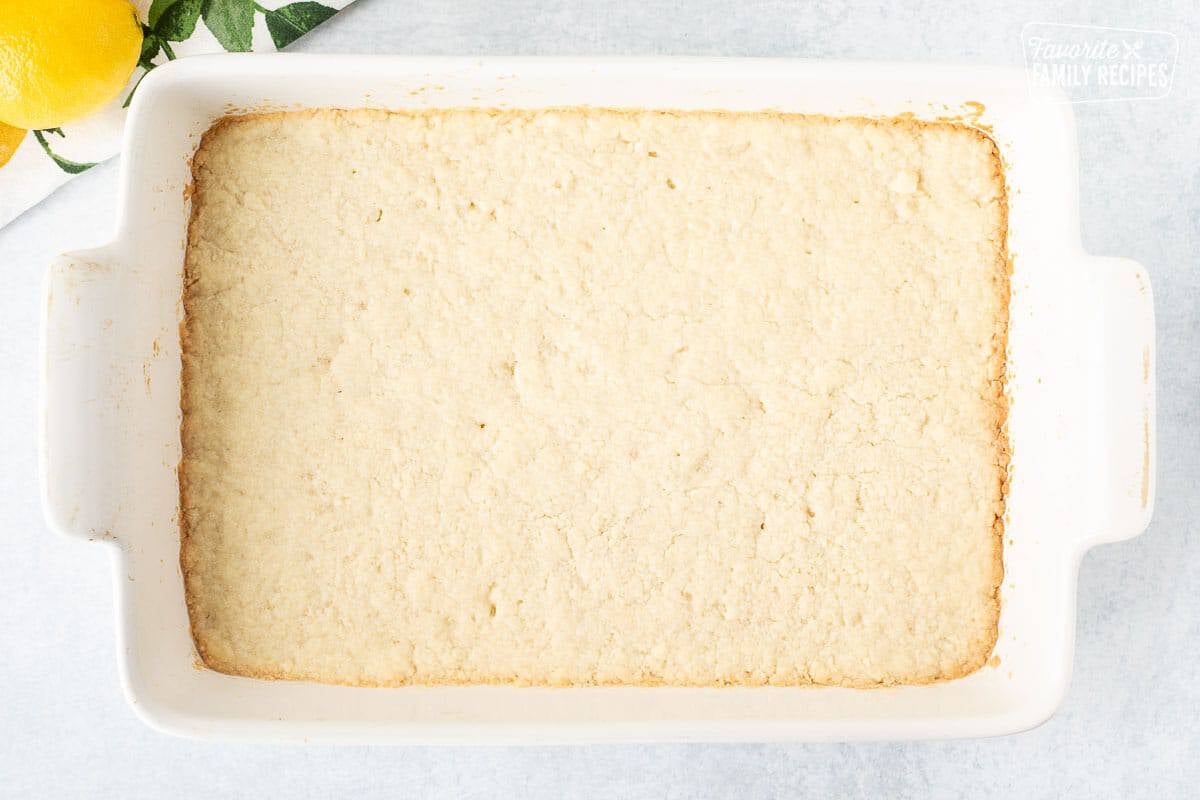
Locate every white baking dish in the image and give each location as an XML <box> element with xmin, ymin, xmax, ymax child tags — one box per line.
<box><xmin>40</xmin><ymin>55</ymin><xmax>1155</xmax><ymax>743</ymax></box>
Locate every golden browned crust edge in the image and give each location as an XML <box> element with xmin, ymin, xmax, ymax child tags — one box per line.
<box><xmin>178</xmin><ymin>108</ymin><xmax>1010</xmax><ymax>689</ymax></box>
<box><xmin>934</xmin><ymin>123</ymin><xmax>1009</xmax><ymax>685</ymax></box>
<box><xmin>177</xmin><ymin>123</ymin><xmax>210</xmax><ymax>679</ymax></box>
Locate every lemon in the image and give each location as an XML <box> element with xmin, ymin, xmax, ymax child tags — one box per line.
<box><xmin>0</xmin><ymin>0</ymin><xmax>142</xmax><ymax>130</ymax></box>
<box><xmin>0</xmin><ymin>121</ymin><xmax>24</xmax><ymax>168</ymax></box>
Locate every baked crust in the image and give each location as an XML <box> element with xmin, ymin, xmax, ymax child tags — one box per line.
<box><xmin>180</xmin><ymin>108</ymin><xmax>1009</xmax><ymax>688</ymax></box>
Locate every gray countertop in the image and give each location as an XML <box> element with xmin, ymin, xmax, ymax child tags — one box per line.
<box><xmin>2</xmin><ymin>1</ymin><xmax>1196</xmax><ymax>796</ymax></box>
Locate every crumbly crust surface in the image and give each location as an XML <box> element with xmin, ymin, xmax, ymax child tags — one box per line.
<box><xmin>180</xmin><ymin>108</ymin><xmax>1008</xmax><ymax>687</ymax></box>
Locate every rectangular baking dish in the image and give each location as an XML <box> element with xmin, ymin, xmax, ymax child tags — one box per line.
<box><xmin>40</xmin><ymin>55</ymin><xmax>1156</xmax><ymax>743</ymax></box>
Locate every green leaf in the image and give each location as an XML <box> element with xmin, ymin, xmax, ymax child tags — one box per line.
<box><xmin>138</xmin><ymin>33</ymin><xmax>161</xmax><ymax>69</ymax></box>
<box><xmin>153</xmin><ymin>0</ymin><xmax>203</xmax><ymax>41</ymax></box>
<box><xmin>201</xmin><ymin>0</ymin><xmax>256</xmax><ymax>52</ymax></box>
<box><xmin>263</xmin><ymin>2</ymin><xmax>337</xmax><ymax>49</ymax></box>
<box><xmin>148</xmin><ymin>0</ymin><xmax>173</xmax><ymax>26</ymax></box>
<box><xmin>32</xmin><ymin>130</ymin><xmax>97</xmax><ymax>175</ymax></box>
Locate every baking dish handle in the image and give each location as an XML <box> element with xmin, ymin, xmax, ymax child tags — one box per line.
<box><xmin>40</xmin><ymin>248</ymin><xmax>126</xmax><ymax>543</ymax></box>
<box><xmin>1087</xmin><ymin>256</ymin><xmax>1156</xmax><ymax>545</ymax></box>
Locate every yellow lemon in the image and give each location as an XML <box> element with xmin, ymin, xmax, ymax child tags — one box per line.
<box><xmin>0</xmin><ymin>121</ymin><xmax>24</xmax><ymax>168</ymax></box>
<box><xmin>0</xmin><ymin>0</ymin><xmax>142</xmax><ymax>130</ymax></box>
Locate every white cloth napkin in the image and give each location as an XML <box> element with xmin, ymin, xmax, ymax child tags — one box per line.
<box><xmin>0</xmin><ymin>0</ymin><xmax>354</xmax><ymax>229</ymax></box>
